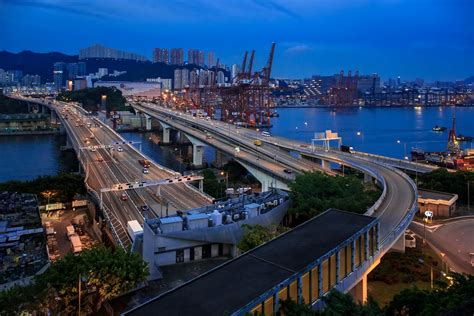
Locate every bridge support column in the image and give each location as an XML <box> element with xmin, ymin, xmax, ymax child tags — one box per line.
<box><xmin>158</xmin><ymin>121</ymin><xmax>172</xmax><ymax>144</ymax></box>
<box><xmin>144</xmin><ymin>114</ymin><xmax>152</xmax><ymax>131</ymax></box>
<box><xmin>237</xmin><ymin>160</ymin><xmax>289</xmax><ymax>192</ymax></box>
<box><xmin>364</xmin><ymin>173</ymin><xmax>372</xmax><ymax>183</ymax></box>
<box><xmin>185</xmin><ymin>134</ymin><xmax>207</xmax><ymax>168</ymax></box>
<box><xmin>350</xmin><ymin>274</ymin><xmax>367</xmax><ymax>304</ymax></box>
<box><xmin>215</xmin><ymin>151</ymin><xmax>230</xmax><ymax>168</ymax></box>
<box><xmin>321</xmin><ymin>159</ymin><xmax>331</xmax><ymax>171</ymax></box>
<box><xmin>199</xmin><ymin>179</ymin><xmax>203</xmax><ymax>192</ymax></box>
<box><xmin>390</xmin><ymin>233</ymin><xmax>406</xmax><ymax>253</ymax></box>
<box><xmin>41</xmin><ymin>105</ymin><xmax>47</xmax><ymax>115</ymax></box>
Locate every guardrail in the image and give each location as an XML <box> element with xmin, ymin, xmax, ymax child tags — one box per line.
<box><xmin>352</xmin><ymin>150</ymin><xmax>437</xmax><ymax>172</ymax></box>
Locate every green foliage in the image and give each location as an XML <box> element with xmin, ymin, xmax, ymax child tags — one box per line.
<box><xmin>237</xmin><ymin>224</ymin><xmax>288</xmax><ymax>252</ymax></box>
<box><xmin>418</xmin><ymin>168</ymin><xmax>474</xmax><ymax>204</ymax></box>
<box><xmin>278</xmin><ymin>299</ymin><xmax>314</xmax><ymax>315</ymax></box>
<box><xmin>368</xmin><ymin>248</ymin><xmax>439</xmax><ymax>284</ymax></box>
<box><xmin>0</xmin><ymin>246</ymin><xmax>149</xmax><ymax>315</ymax></box>
<box><xmin>386</xmin><ymin>273</ymin><xmax>474</xmax><ymax>315</ymax></box>
<box><xmin>202</xmin><ymin>169</ymin><xmax>226</xmax><ymax>198</ymax></box>
<box><xmin>0</xmin><ymin>173</ymin><xmax>86</xmax><ymax>203</ymax></box>
<box><xmin>288</xmin><ymin>172</ymin><xmax>381</xmax><ymax>220</ymax></box>
<box><xmin>0</xmin><ymin>94</ymin><xmax>29</xmax><ymax>114</ymax></box>
<box><xmin>57</xmin><ymin>87</ymin><xmax>128</xmax><ymax>112</ymax></box>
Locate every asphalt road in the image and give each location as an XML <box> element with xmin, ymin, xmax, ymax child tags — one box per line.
<box><xmin>15</xmin><ymin>96</ymin><xmax>211</xmax><ymax>247</ymax></box>
<box><xmin>410</xmin><ymin>219</ymin><xmax>474</xmax><ymax>274</ymax></box>
<box><xmin>135</xmin><ymin>102</ymin><xmax>417</xmax><ymax>249</ymax></box>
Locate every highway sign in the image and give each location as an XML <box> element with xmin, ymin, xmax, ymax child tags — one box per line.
<box><xmin>100</xmin><ymin>175</ymin><xmax>204</xmax><ymax>193</ymax></box>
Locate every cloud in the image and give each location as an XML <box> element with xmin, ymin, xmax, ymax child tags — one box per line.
<box><xmin>284</xmin><ymin>44</ymin><xmax>314</xmax><ymax>55</ymax></box>
<box><xmin>0</xmin><ymin>0</ymin><xmax>113</xmax><ymax>19</ymax></box>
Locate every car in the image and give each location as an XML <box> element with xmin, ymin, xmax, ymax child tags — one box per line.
<box><xmin>143</xmin><ymin>168</ymin><xmax>149</xmax><ymax>174</ymax></box>
<box><xmin>261</xmin><ymin>131</ymin><xmax>271</xmax><ymax>137</ymax></box>
<box><xmin>283</xmin><ymin>168</ymin><xmax>293</xmax><ymax>174</ymax></box>
<box><xmin>91</xmin><ymin>147</ymin><xmax>96</xmax><ymax>152</ymax></box>
<box><xmin>120</xmin><ymin>193</ymin><xmax>128</xmax><ymax>201</ymax></box>
<box><xmin>117</xmin><ymin>146</ymin><xmax>123</xmax><ymax>152</ymax></box>
<box><xmin>141</xmin><ymin>205</ymin><xmax>150</xmax><ymax>212</ymax></box>
<box><xmin>97</xmin><ymin>156</ymin><xmax>104</xmax><ymax>162</ymax></box>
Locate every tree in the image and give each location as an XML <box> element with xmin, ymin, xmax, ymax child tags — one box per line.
<box><xmin>237</xmin><ymin>224</ymin><xmax>288</xmax><ymax>252</ymax></box>
<box><xmin>0</xmin><ymin>246</ymin><xmax>149</xmax><ymax>314</ymax></box>
<box><xmin>418</xmin><ymin>168</ymin><xmax>474</xmax><ymax>204</ymax></box>
<box><xmin>56</xmin><ymin>87</ymin><xmax>129</xmax><ymax>112</ymax></box>
<box><xmin>202</xmin><ymin>169</ymin><xmax>226</xmax><ymax>198</ymax></box>
<box><xmin>288</xmin><ymin>172</ymin><xmax>380</xmax><ymax>222</ymax></box>
<box><xmin>278</xmin><ymin>299</ymin><xmax>315</xmax><ymax>315</ymax></box>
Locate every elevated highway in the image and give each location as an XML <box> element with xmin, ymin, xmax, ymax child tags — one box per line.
<box><xmin>131</xmin><ymin>102</ymin><xmax>419</xmax><ymax>301</ymax></box>
<box><xmin>11</xmin><ymin>96</ymin><xmax>211</xmax><ymax>248</ymax></box>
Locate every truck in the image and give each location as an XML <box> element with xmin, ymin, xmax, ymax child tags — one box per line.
<box><xmin>138</xmin><ymin>159</ymin><xmax>151</xmax><ymax>168</ymax></box>
<box><xmin>70</xmin><ymin>234</ymin><xmax>82</xmax><ymax>254</ymax></box>
<box><xmin>340</xmin><ymin>145</ymin><xmax>354</xmax><ymax>154</ymax></box>
<box><xmin>66</xmin><ymin>225</ymin><xmax>76</xmax><ymax>240</ymax></box>
<box><xmin>127</xmin><ymin>220</ymin><xmax>143</xmax><ymax>242</ymax></box>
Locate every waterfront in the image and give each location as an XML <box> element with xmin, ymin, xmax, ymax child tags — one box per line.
<box><xmin>1</xmin><ymin>106</ymin><xmax>474</xmax><ymax>182</ymax></box>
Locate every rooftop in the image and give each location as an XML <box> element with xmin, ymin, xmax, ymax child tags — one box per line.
<box><xmin>418</xmin><ymin>189</ymin><xmax>458</xmax><ymax>202</ymax></box>
<box><xmin>125</xmin><ymin>209</ymin><xmax>377</xmax><ymax>316</ymax></box>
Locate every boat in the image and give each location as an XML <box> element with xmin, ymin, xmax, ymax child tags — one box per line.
<box><xmin>432</xmin><ymin>125</ymin><xmax>447</xmax><ymax>132</ymax></box>
<box><xmin>456</xmin><ymin>134</ymin><xmax>473</xmax><ymax>142</ymax></box>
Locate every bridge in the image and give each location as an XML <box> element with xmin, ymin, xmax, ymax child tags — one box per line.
<box><xmin>9</xmin><ymin>95</ymin><xmax>418</xmax><ymax>304</ymax></box>
<box><xmin>130</xmin><ymin>101</ymin><xmax>419</xmax><ymax>302</ymax></box>
<box><xmin>10</xmin><ymin>95</ymin><xmax>211</xmax><ymax>249</ymax></box>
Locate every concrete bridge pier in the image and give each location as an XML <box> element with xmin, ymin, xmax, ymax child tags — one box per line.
<box><xmin>41</xmin><ymin>104</ymin><xmax>47</xmax><ymax>115</ymax></box>
<box><xmin>238</xmin><ymin>161</ymin><xmax>289</xmax><ymax>192</ymax></box>
<box><xmin>158</xmin><ymin>121</ymin><xmax>172</xmax><ymax>144</ymax></box>
<box><xmin>350</xmin><ymin>275</ymin><xmax>368</xmax><ymax>304</ymax></box>
<box><xmin>321</xmin><ymin>159</ymin><xmax>331</xmax><ymax>171</ymax></box>
<box><xmin>215</xmin><ymin>150</ymin><xmax>230</xmax><ymax>168</ymax></box>
<box><xmin>143</xmin><ymin>114</ymin><xmax>152</xmax><ymax>131</ymax></box>
<box><xmin>390</xmin><ymin>233</ymin><xmax>406</xmax><ymax>253</ymax></box>
<box><xmin>184</xmin><ymin>134</ymin><xmax>207</xmax><ymax>168</ymax></box>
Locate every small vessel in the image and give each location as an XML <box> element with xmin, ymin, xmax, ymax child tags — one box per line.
<box><xmin>432</xmin><ymin>125</ymin><xmax>447</xmax><ymax>132</ymax></box>
<box><xmin>456</xmin><ymin>134</ymin><xmax>473</xmax><ymax>142</ymax></box>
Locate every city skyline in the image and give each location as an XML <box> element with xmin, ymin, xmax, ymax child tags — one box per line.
<box><xmin>1</xmin><ymin>0</ymin><xmax>472</xmax><ymax>81</ymax></box>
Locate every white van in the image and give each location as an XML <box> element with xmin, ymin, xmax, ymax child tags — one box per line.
<box><xmin>261</xmin><ymin>131</ymin><xmax>271</xmax><ymax>137</ymax></box>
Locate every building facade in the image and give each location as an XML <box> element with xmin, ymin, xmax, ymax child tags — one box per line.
<box><xmin>152</xmin><ymin>48</ymin><xmax>169</xmax><ymax>64</ymax></box>
<box><xmin>170</xmin><ymin>48</ymin><xmax>184</xmax><ymax>65</ymax></box>
<box><xmin>79</xmin><ymin>44</ymin><xmax>147</xmax><ymax>61</ymax></box>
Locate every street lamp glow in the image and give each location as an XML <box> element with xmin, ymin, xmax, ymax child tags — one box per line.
<box><xmin>356</xmin><ymin>131</ymin><xmax>361</xmax><ymax>136</ymax></box>
<box><xmin>397</xmin><ymin>140</ymin><xmax>401</xmax><ymax>144</ymax></box>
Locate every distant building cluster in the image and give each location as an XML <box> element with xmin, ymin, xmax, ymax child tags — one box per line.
<box><xmin>79</xmin><ymin>44</ymin><xmax>147</xmax><ymax>61</ymax></box>
<box><xmin>173</xmin><ymin>68</ymin><xmax>225</xmax><ymax>90</ymax></box>
<box><xmin>0</xmin><ymin>69</ymin><xmax>41</xmax><ymax>87</ymax></box>
<box><xmin>53</xmin><ymin>62</ymin><xmax>86</xmax><ymax>89</ymax></box>
<box><xmin>153</xmin><ymin>47</ymin><xmax>216</xmax><ymax>68</ymax></box>
<box><xmin>0</xmin><ymin>192</ymin><xmax>48</xmax><ymax>289</ymax></box>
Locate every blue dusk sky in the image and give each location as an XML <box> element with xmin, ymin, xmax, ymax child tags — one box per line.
<box><xmin>0</xmin><ymin>0</ymin><xmax>472</xmax><ymax>81</ymax></box>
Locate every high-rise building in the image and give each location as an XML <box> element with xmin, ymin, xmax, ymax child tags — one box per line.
<box><xmin>66</xmin><ymin>62</ymin><xmax>86</xmax><ymax>80</ymax></box>
<box><xmin>217</xmin><ymin>71</ymin><xmax>225</xmax><ymax>84</ymax></box>
<box><xmin>188</xmin><ymin>49</ymin><xmax>197</xmax><ymax>65</ymax></box>
<box><xmin>231</xmin><ymin>64</ymin><xmax>240</xmax><ymax>82</ymax></box>
<box><xmin>153</xmin><ymin>48</ymin><xmax>169</xmax><ymax>64</ymax></box>
<box><xmin>357</xmin><ymin>74</ymin><xmax>381</xmax><ymax>94</ymax></box>
<box><xmin>21</xmin><ymin>74</ymin><xmax>41</xmax><ymax>86</ymax></box>
<box><xmin>198</xmin><ymin>51</ymin><xmax>205</xmax><ymax>67</ymax></box>
<box><xmin>173</xmin><ymin>69</ymin><xmax>182</xmax><ymax>90</ymax></box>
<box><xmin>181</xmin><ymin>69</ymin><xmax>189</xmax><ymax>88</ymax></box>
<box><xmin>53</xmin><ymin>62</ymin><xmax>66</xmax><ymax>89</ymax></box>
<box><xmin>208</xmin><ymin>51</ymin><xmax>215</xmax><ymax>68</ymax></box>
<box><xmin>170</xmin><ymin>48</ymin><xmax>184</xmax><ymax>65</ymax></box>
<box><xmin>79</xmin><ymin>44</ymin><xmax>147</xmax><ymax>61</ymax></box>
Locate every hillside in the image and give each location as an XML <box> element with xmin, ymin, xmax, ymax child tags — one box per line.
<box><xmin>0</xmin><ymin>50</ymin><xmax>78</xmax><ymax>82</ymax></box>
<box><xmin>0</xmin><ymin>50</ymin><xmax>229</xmax><ymax>83</ymax></box>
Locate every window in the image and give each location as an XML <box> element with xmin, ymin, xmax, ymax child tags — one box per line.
<box><xmin>340</xmin><ymin>247</ymin><xmax>347</xmax><ymax>279</ymax></box>
<box><xmin>289</xmin><ymin>281</ymin><xmax>298</xmax><ymax>301</ymax></box>
<box><xmin>302</xmin><ymin>273</ymin><xmax>310</xmax><ymax>304</ymax></box>
<box><xmin>330</xmin><ymin>254</ymin><xmax>337</xmax><ymax>286</ymax></box>
<box><xmin>264</xmin><ymin>297</ymin><xmax>274</xmax><ymax>315</ymax></box>
<box><xmin>278</xmin><ymin>287</ymin><xmax>288</xmax><ymax>302</ymax></box>
<box><xmin>322</xmin><ymin>259</ymin><xmax>329</xmax><ymax>293</ymax></box>
<box><xmin>176</xmin><ymin>249</ymin><xmax>184</xmax><ymax>263</ymax></box>
<box><xmin>311</xmin><ymin>267</ymin><xmax>319</xmax><ymax>302</ymax></box>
